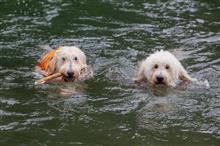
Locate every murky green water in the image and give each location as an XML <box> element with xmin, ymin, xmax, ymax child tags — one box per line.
<box><xmin>0</xmin><ymin>0</ymin><xmax>220</xmax><ymax>145</ymax></box>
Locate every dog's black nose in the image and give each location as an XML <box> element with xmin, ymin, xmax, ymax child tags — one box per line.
<box><xmin>67</xmin><ymin>71</ymin><xmax>74</xmax><ymax>78</ymax></box>
<box><xmin>156</xmin><ymin>76</ymin><xmax>164</xmax><ymax>82</ymax></box>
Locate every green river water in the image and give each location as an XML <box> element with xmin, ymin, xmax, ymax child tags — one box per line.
<box><xmin>0</xmin><ymin>0</ymin><xmax>220</xmax><ymax>145</ymax></box>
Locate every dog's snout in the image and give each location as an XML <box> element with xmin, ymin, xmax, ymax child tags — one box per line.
<box><xmin>67</xmin><ymin>71</ymin><xmax>74</xmax><ymax>77</ymax></box>
<box><xmin>156</xmin><ymin>76</ymin><xmax>164</xmax><ymax>82</ymax></box>
<box><xmin>63</xmin><ymin>71</ymin><xmax>75</xmax><ymax>82</ymax></box>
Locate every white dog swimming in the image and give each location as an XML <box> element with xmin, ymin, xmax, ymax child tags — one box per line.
<box><xmin>134</xmin><ymin>50</ymin><xmax>197</xmax><ymax>87</ymax></box>
<box><xmin>36</xmin><ymin>46</ymin><xmax>88</xmax><ymax>82</ymax></box>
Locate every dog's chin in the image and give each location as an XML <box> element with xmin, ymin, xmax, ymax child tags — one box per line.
<box><xmin>153</xmin><ymin>81</ymin><xmax>168</xmax><ymax>86</ymax></box>
<box><xmin>62</xmin><ymin>76</ymin><xmax>75</xmax><ymax>82</ymax></box>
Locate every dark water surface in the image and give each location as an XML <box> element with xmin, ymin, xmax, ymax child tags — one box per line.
<box><xmin>0</xmin><ymin>0</ymin><xmax>220</xmax><ymax>145</ymax></box>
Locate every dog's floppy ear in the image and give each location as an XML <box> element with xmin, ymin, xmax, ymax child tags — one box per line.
<box><xmin>78</xmin><ymin>52</ymin><xmax>88</xmax><ymax>74</ymax></box>
<box><xmin>48</xmin><ymin>56</ymin><xmax>57</xmax><ymax>75</ymax></box>
<box><xmin>134</xmin><ymin>61</ymin><xmax>145</xmax><ymax>82</ymax></box>
<box><xmin>80</xmin><ymin>64</ymin><xmax>88</xmax><ymax>74</ymax></box>
<box><xmin>179</xmin><ymin>67</ymin><xmax>196</xmax><ymax>82</ymax></box>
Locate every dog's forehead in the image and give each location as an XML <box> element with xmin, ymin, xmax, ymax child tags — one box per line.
<box><xmin>148</xmin><ymin>51</ymin><xmax>176</xmax><ymax>65</ymax></box>
<box><xmin>152</xmin><ymin>51</ymin><xmax>173</xmax><ymax>58</ymax></box>
<box><xmin>57</xmin><ymin>46</ymin><xmax>83</xmax><ymax>56</ymax></box>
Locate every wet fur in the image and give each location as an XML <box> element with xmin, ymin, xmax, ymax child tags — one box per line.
<box><xmin>37</xmin><ymin>46</ymin><xmax>88</xmax><ymax>82</ymax></box>
<box><xmin>134</xmin><ymin>50</ymin><xmax>196</xmax><ymax>87</ymax></box>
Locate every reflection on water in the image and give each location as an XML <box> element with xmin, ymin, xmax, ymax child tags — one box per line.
<box><xmin>0</xmin><ymin>0</ymin><xmax>220</xmax><ymax>145</ymax></box>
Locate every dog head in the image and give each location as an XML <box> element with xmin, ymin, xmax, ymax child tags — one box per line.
<box><xmin>136</xmin><ymin>50</ymin><xmax>194</xmax><ymax>87</ymax></box>
<box><xmin>48</xmin><ymin>46</ymin><xmax>87</xmax><ymax>82</ymax></box>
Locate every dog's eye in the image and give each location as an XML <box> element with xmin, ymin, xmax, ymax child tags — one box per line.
<box><xmin>74</xmin><ymin>57</ymin><xmax>78</xmax><ymax>61</ymax></box>
<box><xmin>154</xmin><ymin>64</ymin><xmax>158</xmax><ymax>69</ymax></box>
<box><xmin>62</xmin><ymin>57</ymin><xmax>66</xmax><ymax>61</ymax></box>
<box><xmin>165</xmin><ymin>65</ymin><xmax>170</xmax><ymax>69</ymax></box>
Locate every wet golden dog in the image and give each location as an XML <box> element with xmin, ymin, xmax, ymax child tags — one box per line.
<box><xmin>36</xmin><ymin>46</ymin><xmax>88</xmax><ymax>82</ymax></box>
<box><xmin>134</xmin><ymin>50</ymin><xmax>196</xmax><ymax>87</ymax></box>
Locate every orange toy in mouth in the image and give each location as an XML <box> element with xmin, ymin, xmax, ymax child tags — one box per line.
<box><xmin>35</xmin><ymin>72</ymin><xmax>62</xmax><ymax>85</ymax></box>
